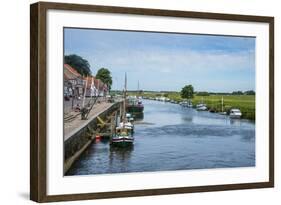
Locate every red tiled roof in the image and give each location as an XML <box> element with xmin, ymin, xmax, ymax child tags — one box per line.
<box><xmin>64</xmin><ymin>64</ymin><xmax>82</xmax><ymax>80</ymax></box>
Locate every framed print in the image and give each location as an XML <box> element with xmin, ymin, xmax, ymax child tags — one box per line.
<box><xmin>30</xmin><ymin>1</ymin><xmax>274</xmax><ymax>202</ymax></box>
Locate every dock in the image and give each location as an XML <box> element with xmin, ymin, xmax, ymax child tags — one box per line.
<box><xmin>63</xmin><ymin>99</ymin><xmax>124</xmax><ymax>174</ymax></box>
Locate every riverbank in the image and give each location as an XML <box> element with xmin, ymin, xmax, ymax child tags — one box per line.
<box><xmin>131</xmin><ymin>91</ymin><xmax>255</xmax><ymax>121</ymax></box>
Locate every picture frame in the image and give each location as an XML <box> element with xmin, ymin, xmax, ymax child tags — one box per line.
<box><xmin>30</xmin><ymin>1</ymin><xmax>274</xmax><ymax>202</ymax></box>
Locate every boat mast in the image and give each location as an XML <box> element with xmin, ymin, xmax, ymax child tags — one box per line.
<box><xmin>123</xmin><ymin>73</ymin><xmax>127</xmax><ymax>122</ymax></box>
<box><xmin>221</xmin><ymin>96</ymin><xmax>224</xmax><ymax>112</ymax></box>
<box><xmin>137</xmin><ymin>80</ymin><xmax>139</xmax><ymax>98</ymax></box>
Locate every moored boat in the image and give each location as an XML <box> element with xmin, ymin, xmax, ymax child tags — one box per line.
<box><xmin>197</xmin><ymin>105</ymin><xmax>208</xmax><ymax>111</ymax></box>
<box><xmin>229</xmin><ymin>108</ymin><xmax>242</xmax><ymax>119</ymax></box>
<box><xmin>180</xmin><ymin>100</ymin><xmax>193</xmax><ymax>107</ymax></box>
<box><xmin>196</xmin><ymin>97</ymin><xmax>207</xmax><ymax>111</ymax></box>
<box><xmin>111</xmin><ymin>73</ymin><xmax>134</xmax><ymax>147</ymax></box>
<box><xmin>111</xmin><ymin>126</ymin><xmax>134</xmax><ymax>147</ymax></box>
<box><xmin>196</xmin><ymin>103</ymin><xmax>208</xmax><ymax>111</ymax></box>
<box><xmin>127</xmin><ymin>96</ymin><xmax>144</xmax><ymax>113</ymax></box>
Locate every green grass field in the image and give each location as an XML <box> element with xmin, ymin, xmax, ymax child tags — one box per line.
<box><xmin>191</xmin><ymin>95</ymin><xmax>255</xmax><ymax>120</ymax></box>
<box><xmin>139</xmin><ymin>92</ymin><xmax>255</xmax><ymax>121</ymax></box>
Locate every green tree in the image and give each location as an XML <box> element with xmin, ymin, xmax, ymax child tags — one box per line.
<box><xmin>244</xmin><ymin>90</ymin><xmax>255</xmax><ymax>95</ymax></box>
<box><xmin>64</xmin><ymin>54</ymin><xmax>92</xmax><ymax>76</ymax></box>
<box><xmin>181</xmin><ymin>85</ymin><xmax>194</xmax><ymax>99</ymax></box>
<box><xmin>232</xmin><ymin>91</ymin><xmax>243</xmax><ymax>95</ymax></box>
<box><xmin>196</xmin><ymin>91</ymin><xmax>210</xmax><ymax>96</ymax></box>
<box><xmin>96</xmin><ymin>68</ymin><xmax>113</xmax><ymax>90</ymax></box>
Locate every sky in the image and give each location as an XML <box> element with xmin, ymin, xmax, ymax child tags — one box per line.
<box><xmin>64</xmin><ymin>28</ymin><xmax>255</xmax><ymax>92</ymax></box>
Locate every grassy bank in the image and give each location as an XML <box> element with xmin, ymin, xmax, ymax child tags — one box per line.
<box><xmin>191</xmin><ymin>95</ymin><xmax>255</xmax><ymax>120</ymax></box>
<box><xmin>138</xmin><ymin>91</ymin><xmax>255</xmax><ymax>121</ymax></box>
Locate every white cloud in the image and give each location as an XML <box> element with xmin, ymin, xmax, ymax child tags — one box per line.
<box><xmin>68</xmin><ymin>41</ymin><xmax>255</xmax><ymax>92</ymax></box>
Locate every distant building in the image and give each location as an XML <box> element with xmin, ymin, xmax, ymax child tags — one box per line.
<box><xmin>84</xmin><ymin>76</ymin><xmax>97</xmax><ymax>97</ymax></box>
<box><xmin>64</xmin><ymin>64</ymin><xmax>108</xmax><ymax>98</ymax></box>
<box><xmin>64</xmin><ymin>64</ymin><xmax>85</xmax><ymax>97</ymax></box>
<box><xmin>93</xmin><ymin>78</ymin><xmax>108</xmax><ymax>97</ymax></box>
<box><xmin>84</xmin><ymin>76</ymin><xmax>107</xmax><ymax>97</ymax></box>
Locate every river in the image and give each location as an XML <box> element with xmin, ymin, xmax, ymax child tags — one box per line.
<box><xmin>66</xmin><ymin>99</ymin><xmax>255</xmax><ymax>176</ymax></box>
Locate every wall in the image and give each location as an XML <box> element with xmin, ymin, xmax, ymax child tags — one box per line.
<box><xmin>0</xmin><ymin>0</ymin><xmax>279</xmax><ymax>204</ymax></box>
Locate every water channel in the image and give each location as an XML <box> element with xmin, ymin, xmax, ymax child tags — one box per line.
<box><xmin>66</xmin><ymin>99</ymin><xmax>255</xmax><ymax>176</ymax></box>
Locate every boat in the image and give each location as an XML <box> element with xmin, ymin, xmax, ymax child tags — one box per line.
<box><xmin>111</xmin><ymin>126</ymin><xmax>134</xmax><ymax>146</ymax></box>
<box><xmin>124</xmin><ymin>113</ymin><xmax>134</xmax><ymax>133</ymax></box>
<box><xmin>126</xmin><ymin>113</ymin><xmax>134</xmax><ymax>122</ymax></box>
<box><xmin>196</xmin><ymin>97</ymin><xmax>208</xmax><ymax>111</ymax></box>
<box><xmin>111</xmin><ymin>73</ymin><xmax>134</xmax><ymax>147</ymax></box>
<box><xmin>127</xmin><ymin>81</ymin><xmax>144</xmax><ymax>113</ymax></box>
<box><xmin>196</xmin><ymin>104</ymin><xmax>208</xmax><ymax>111</ymax></box>
<box><xmin>229</xmin><ymin>108</ymin><xmax>242</xmax><ymax>119</ymax></box>
<box><xmin>127</xmin><ymin>96</ymin><xmax>144</xmax><ymax>113</ymax></box>
<box><xmin>180</xmin><ymin>100</ymin><xmax>193</xmax><ymax>108</ymax></box>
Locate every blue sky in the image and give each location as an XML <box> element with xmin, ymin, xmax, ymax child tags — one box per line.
<box><xmin>64</xmin><ymin>28</ymin><xmax>255</xmax><ymax>92</ymax></box>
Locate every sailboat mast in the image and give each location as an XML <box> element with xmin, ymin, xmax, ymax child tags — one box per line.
<box><xmin>221</xmin><ymin>96</ymin><xmax>224</xmax><ymax>112</ymax></box>
<box><xmin>137</xmin><ymin>80</ymin><xmax>140</xmax><ymax>98</ymax></box>
<box><xmin>123</xmin><ymin>73</ymin><xmax>127</xmax><ymax>122</ymax></box>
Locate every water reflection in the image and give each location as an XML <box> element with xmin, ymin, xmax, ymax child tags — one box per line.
<box><xmin>131</xmin><ymin>112</ymin><xmax>144</xmax><ymax>121</ymax></box>
<box><xmin>109</xmin><ymin>146</ymin><xmax>133</xmax><ymax>167</ymax></box>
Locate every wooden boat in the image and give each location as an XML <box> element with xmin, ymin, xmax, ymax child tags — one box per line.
<box><xmin>111</xmin><ymin>73</ymin><xmax>134</xmax><ymax>147</ymax></box>
<box><xmin>111</xmin><ymin>126</ymin><xmax>134</xmax><ymax>147</ymax></box>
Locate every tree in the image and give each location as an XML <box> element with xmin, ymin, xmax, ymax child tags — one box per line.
<box><xmin>232</xmin><ymin>91</ymin><xmax>243</xmax><ymax>95</ymax></box>
<box><xmin>196</xmin><ymin>91</ymin><xmax>210</xmax><ymax>96</ymax></box>
<box><xmin>181</xmin><ymin>85</ymin><xmax>194</xmax><ymax>99</ymax></box>
<box><xmin>64</xmin><ymin>54</ymin><xmax>92</xmax><ymax>76</ymax></box>
<box><xmin>96</xmin><ymin>68</ymin><xmax>113</xmax><ymax>90</ymax></box>
<box><xmin>244</xmin><ymin>90</ymin><xmax>255</xmax><ymax>95</ymax></box>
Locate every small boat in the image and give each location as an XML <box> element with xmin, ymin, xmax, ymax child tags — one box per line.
<box><xmin>229</xmin><ymin>108</ymin><xmax>242</xmax><ymax>119</ymax></box>
<box><xmin>111</xmin><ymin>73</ymin><xmax>134</xmax><ymax>147</ymax></box>
<box><xmin>196</xmin><ymin>104</ymin><xmax>208</xmax><ymax>111</ymax></box>
<box><xmin>181</xmin><ymin>100</ymin><xmax>192</xmax><ymax>108</ymax></box>
<box><xmin>126</xmin><ymin>113</ymin><xmax>134</xmax><ymax>122</ymax></box>
<box><xmin>127</xmin><ymin>81</ymin><xmax>144</xmax><ymax>113</ymax></box>
<box><xmin>196</xmin><ymin>97</ymin><xmax>207</xmax><ymax>111</ymax></box>
<box><xmin>127</xmin><ymin>96</ymin><xmax>144</xmax><ymax>113</ymax></box>
<box><xmin>111</xmin><ymin>126</ymin><xmax>134</xmax><ymax>147</ymax></box>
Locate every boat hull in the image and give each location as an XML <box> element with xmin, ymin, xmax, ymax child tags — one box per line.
<box><xmin>111</xmin><ymin>137</ymin><xmax>134</xmax><ymax>147</ymax></box>
<box><xmin>127</xmin><ymin>105</ymin><xmax>144</xmax><ymax>113</ymax></box>
<box><xmin>229</xmin><ymin>115</ymin><xmax>241</xmax><ymax>119</ymax></box>
<box><xmin>197</xmin><ymin>107</ymin><xmax>208</xmax><ymax>111</ymax></box>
